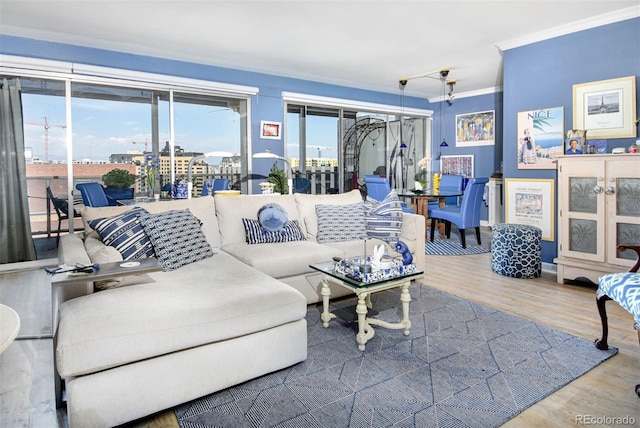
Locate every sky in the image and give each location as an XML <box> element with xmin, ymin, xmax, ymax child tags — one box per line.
<box><xmin>22</xmin><ymin>93</ymin><xmax>242</xmax><ymax>163</ymax></box>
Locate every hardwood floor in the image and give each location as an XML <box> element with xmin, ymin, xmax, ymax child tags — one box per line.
<box><xmin>425</xmin><ymin>253</ymin><xmax>639</xmax><ymax>427</ymax></box>
<box><xmin>1</xmin><ymin>232</ymin><xmax>638</xmax><ymax>427</ymax></box>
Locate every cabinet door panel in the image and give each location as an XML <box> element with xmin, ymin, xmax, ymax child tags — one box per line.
<box><xmin>607</xmin><ymin>160</ymin><xmax>640</xmax><ymax>266</ymax></box>
<box><xmin>558</xmin><ymin>158</ymin><xmax>605</xmax><ymax>262</ymax></box>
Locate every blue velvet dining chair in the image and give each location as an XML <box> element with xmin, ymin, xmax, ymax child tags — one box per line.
<box><xmin>363</xmin><ymin>175</ymin><xmax>414</xmax><ymax>214</ymax></box>
<box><xmin>429</xmin><ymin>177</ymin><xmax>489</xmax><ymax>248</ymax></box>
<box><xmin>428</xmin><ymin>174</ymin><xmax>464</xmax><ymax>210</ymax></box>
<box><xmin>202</xmin><ymin>178</ymin><xmax>230</xmax><ymax>196</ymax></box>
<box><xmin>75</xmin><ymin>182</ymin><xmax>112</xmax><ymax>207</ymax></box>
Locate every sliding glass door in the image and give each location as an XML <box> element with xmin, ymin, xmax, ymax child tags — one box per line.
<box><xmin>288</xmin><ymin>101</ymin><xmax>429</xmax><ymax>195</ymax></box>
<box><xmin>9</xmin><ymin>74</ymin><xmax>249</xmax><ymax>238</ymax></box>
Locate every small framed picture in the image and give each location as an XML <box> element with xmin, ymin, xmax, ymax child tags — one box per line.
<box><xmin>565</xmin><ymin>129</ymin><xmax>587</xmax><ymax>155</ymax></box>
<box><xmin>260</xmin><ymin>121</ymin><xmax>281</xmax><ymax>140</ymax></box>
<box><xmin>564</xmin><ymin>137</ymin><xmax>583</xmax><ymax>155</ymax></box>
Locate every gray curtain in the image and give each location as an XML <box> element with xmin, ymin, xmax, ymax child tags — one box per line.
<box><xmin>1</xmin><ymin>77</ymin><xmax>36</xmax><ymax>263</ymax></box>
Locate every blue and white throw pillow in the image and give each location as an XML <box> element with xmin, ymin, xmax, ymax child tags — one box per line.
<box><xmin>364</xmin><ymin>190</ymin><xmax>404</xmax><ymax>243</ymax></box>
<box><xmin>138</xmin><ymin>209</ymin><xmax>214</xmax><ymax>271</ymax></box>
<box><xmin>315</xmin><ymin>202</ymin><xmax>367</xmax><ymax>243</ymax></box>
<box><xmin>242</xmin><ymin>218</ymin><xmax>306</xmax><ymax>244</ymax></box>
<box><xmin>88</xmin><ymin>207</ymin><xmax>155</xmax><ymax>260</ymax></box>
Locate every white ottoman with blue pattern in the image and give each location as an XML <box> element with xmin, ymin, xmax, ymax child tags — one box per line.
<box><xmin>490</xmin><ymin>223</ymin><xmax>542</xmax><ymax>278</ymax></box>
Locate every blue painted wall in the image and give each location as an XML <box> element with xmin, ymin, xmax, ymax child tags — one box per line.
<box><xmin>2</xmin><ymin>17</ymin><xmax>638</xmax><ymax>264</ymax></box>
<box><xmin>0</xmin><ymin>34</ymin><xmax>430</xmax><ymax>155</ymax></box>
<box><xmin>431</xmin><ymin>91</ymin><xmax>504</xmax><ymax>223</ymax></box>
<box><xmin>502</xmin><ymin>17</ymin><xmax>639</xmax><ymax>262</ymax></box>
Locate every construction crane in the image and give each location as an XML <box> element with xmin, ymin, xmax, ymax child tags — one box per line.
<box><xmin>131</xmin><ymin>140</ymin><xmax>149</xmax><ymax>151</ymax></box>
<box><xmin>308</xmin><ymin>145</ymin><xmax>331</xmax><ymax>157</ymax></box>
<box><xmin>25</xmin><ymin>116</ymin><xmax>66</xmax><ymax>162</ymax></box>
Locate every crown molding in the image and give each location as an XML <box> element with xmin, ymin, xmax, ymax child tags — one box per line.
<box><xmin>0</xmin><ymin>54</ymin><xmax>259</xmax><ymax>96</ymax></box>
<box><xmin>496</xmin><ymin>6</ymin><xmax>639</xmax><ymax>52</ymax></box>
<box><xmin>282</xmin><ymin>91</ymin><xmax>434</xmax><ymax>117</ymax></box>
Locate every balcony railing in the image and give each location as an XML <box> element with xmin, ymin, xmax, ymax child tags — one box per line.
<box><xmin>27</xmin><ymin>167</ymin><xmax>341</xmax><ymax>237</ymax></box>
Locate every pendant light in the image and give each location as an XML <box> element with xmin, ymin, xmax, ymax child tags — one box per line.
<box><xmin>399</xmin><ymin>79</ymin><xmax>408</xmax><ymax>190</ymax></box>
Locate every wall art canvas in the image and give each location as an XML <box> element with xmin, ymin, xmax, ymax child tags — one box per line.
<box><xmin>455</xmin><ymin>110</ymin><xmax>495</xmax><ymax>146</ymax></box>
<box><xmin>517</xmin><ymin>106</ymin><xmax>564</xmax><ymax>170</ymax></box>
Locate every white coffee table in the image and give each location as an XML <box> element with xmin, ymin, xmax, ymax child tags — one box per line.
<box><xmin>310</xmin><ymin>261</ymin><xmax>423</xmax><ymax>351</ymax></box>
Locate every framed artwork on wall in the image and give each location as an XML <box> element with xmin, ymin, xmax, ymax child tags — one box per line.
<box><xmin>505</xmin><ymin>178</ymin><xmax>555</xmax><ymax>241</ymax></box>
<box><xmin>260</xmin><ymin>121</ymin><xmax>281</xmax><ymax>139</ymax></box>
<box><xmin>440</xmin><ymin>155</ymin><xmax>474</xmax><ymax>178</ymax></box>
<box><xmin>573</xmin><ymin>76</ymin><xmax>637</xmax><ymax>139</ymax></box>
<box><xmin>516</xmin><ymin>106</ymin><xmax>564</xmax><ymax>170</ymax></box>
<box><xmin>455</xmin><ymin>110</ymin><xmax>495</xmax><ymax>147</ymax></box>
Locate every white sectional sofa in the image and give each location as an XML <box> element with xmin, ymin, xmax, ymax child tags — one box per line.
<box><xmin>55</xmin><ymin>190</ymin><xmax>425</xmax><ymax>427</ymax></box>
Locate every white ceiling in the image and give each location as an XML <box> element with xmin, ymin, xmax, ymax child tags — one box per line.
<box><xmin>1</xmin><ymin>1</ymin><xmax>638</xmax><ymax>101</ymax></box>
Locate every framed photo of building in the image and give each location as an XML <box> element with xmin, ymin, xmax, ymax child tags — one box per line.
<box><xmin>260</xmin><ymin>121</ymin><xmax>281</xmax><ymax>139</ymax></box>
<box><xmin>505</xmin><ymin>178</ymin><xmax>555</xmax><ymax>241</ymax></box>
<box><xmin>455</xmin><ymin>110</ymin><xmax>495</xmax><ymax>146</ymax></box>
<box><xmin>517</xmin><ymin>107</ymin><xmax>564</xmax><ymax>170</ymax></box>
<box><xmin>573</xmin><ymin>76</ymin><xmax>636</xmax><ymax>139</ymax></box>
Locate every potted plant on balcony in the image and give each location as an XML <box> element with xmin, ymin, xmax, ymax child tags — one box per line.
<box><xmin>266</xmin><ymin>162</ymin><xmax>289</xmax><ymax>194</ymax></box>
<box><xmin>102</xmin><ymin>168</ymin><xmax>137</xmax><ymax>203</ymax></box>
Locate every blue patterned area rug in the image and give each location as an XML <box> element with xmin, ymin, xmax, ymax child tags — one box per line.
<box><xmin>175</xmin><ymin>285</ymin><xmax>617</xmax><ymax>428</ymax></box>
<box><xmin>425</xmin><ymin>237</ymin><xmax>490</xmax><ymax>255</ymax></box>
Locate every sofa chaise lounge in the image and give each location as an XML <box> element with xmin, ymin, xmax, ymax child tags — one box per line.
<box><xmin>55</xmin><ymin>190</ymin><xmax>426</xmax><ymax>426</ymax></box>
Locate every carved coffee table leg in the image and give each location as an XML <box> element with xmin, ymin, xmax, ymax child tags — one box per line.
<box><xmin>321</xmin><ymin>279</ymin><xmax>336</xmax><ymax>328</ymax></box>
<box><xmin>356</xmin><ymin>292</ymin><xmax>373</xmax><ymax>351</ymax></box>
<box><xmin>594</xmin><ymin>294</ymin><xmax>612</xmax><ymax>350</ymax></box>
<box><xmin>400</xmin><ymin>282</ymin><xmax>412</xmax><ymax>336</ymax></box>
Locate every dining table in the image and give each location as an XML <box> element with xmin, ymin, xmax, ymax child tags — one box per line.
<box><xmin>397</xmin><ymin>189</ymin><xmax>463</xmax><ymax>240</ymax></box>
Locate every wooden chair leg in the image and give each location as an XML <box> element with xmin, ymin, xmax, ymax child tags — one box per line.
<box><xmin>475</xmin><ymin>226</ymin><xmax>482</xmax><ymax>245</ymax></box>
<box><xmin>459</xmin><ymin>228</ymin><xmax>467</xmax><ymax>249</ymax></box>
<box><xmin>445</xmin><ymin>221</ymin><xmax>451</xmax><ymax>238</ymax></box>
<box><xmin>594</xmin><ymin>294</ymin><xmax>611</xmax><ymax>350</ymax></box>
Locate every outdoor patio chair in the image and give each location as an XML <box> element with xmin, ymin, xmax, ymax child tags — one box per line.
<box><xmin>293</xmin><ymin>177</ymin><xmax>311</xmax><ymax>194</ymax></box>
<box><xmin>201</xmin><ymin>178</ymin><xmax>230</xmax><ymax>196</ymax></box>
<box><xmin>75</xmin><ymin>182</ymin><xmax>111</xmax><ymax>207</ymax></box>
<box><xmin>46</xmin><ymin>186</ymin><xmax>82</xmax><ymax>246</ymax></box>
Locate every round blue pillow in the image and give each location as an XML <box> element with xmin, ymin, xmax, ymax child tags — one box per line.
<box><xmin>257</xmin><ymin>203</ymin><xmax>288</xmax><ymax>233</ymax></box>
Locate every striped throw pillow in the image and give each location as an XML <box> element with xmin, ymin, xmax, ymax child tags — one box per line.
<box><xmin>364</xmin><ymin>190</ymin><xmax>403</xmax><ymax>243</ymax></box>
<box><xmin>88</xmin><ymin>207</ymin><xmax>155</xmax><ymax>260</ymax></box>
<box><xmin>242</xmin><ymin>218</ymin><xmax>306</xmax><ymax>244</ymax></box>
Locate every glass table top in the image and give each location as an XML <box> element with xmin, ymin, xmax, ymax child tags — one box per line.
<box><xmin>310</xmin><ymin>259</ymin><xmax>423</xmax><ymax>288</ymax></box>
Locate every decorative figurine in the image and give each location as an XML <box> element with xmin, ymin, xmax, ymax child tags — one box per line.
<box><xmin>370</xmin><ymin>244</ymin><xmax>386</xmax><ymax>272</ymax></box>
<box><xmin>395</xmin><ymin>240</ymin><xmax>413</xmax><ymax>265</ymax></box>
